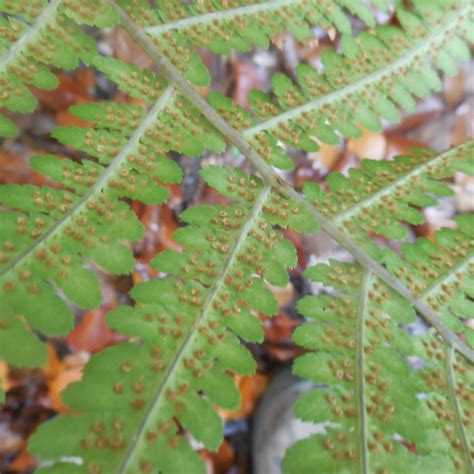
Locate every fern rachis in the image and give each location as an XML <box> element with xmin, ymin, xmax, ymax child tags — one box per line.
<box><xmin>0</xmin><ymin>0</ymin><xmax>473</xmax><ymax>473</ymax></box>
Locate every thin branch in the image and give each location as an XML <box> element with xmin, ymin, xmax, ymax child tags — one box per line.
<box><xmin>108</xmin><ymin>1</ymin><xmax>474</xmax><ymax>362</ymax></box>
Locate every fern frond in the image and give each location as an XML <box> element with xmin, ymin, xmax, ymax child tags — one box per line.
<box><xmin>0</xmin><ymin>0</ymin><xmax>101</xmax><ymax>136</ymax></box>
<box><xmin>28</xmin><ymin>136</ymin><xmax>473</xmax><ymax>473</ymax></box>
<box><xmin>141</xmin><ymin>0</ymin><xmax>382</xmax><ymax>85</ymax></box>
<box><xmin>239</xmin><ymin>0</ymin><xmax>472</xmax><ymax>167</ymax></box>
<box><xmin>0</xmin><ymin>83</ymin><xmax>193</xmax><ymax>366</ymax></box>
<box><xmin>285</xmin><ymin>256</ymin><xmax>473</xmax><ymax>473</ymax></box>
<box><xmin>90</xmin><ymin>57</ymin><xmax>226</xmax><ymax>156</ymax></box>
<box><xmin>30</xmin><ymin>167</ymin><xmax>317</xmax><ymax>473</ymax></box>
<box><xmin>1</xmin><ymin>1</ymin><xmax>472</xmax><ymax>472</ymax></box>
<box><xmin>293</xmin><ymin>139</ymin><xmax>472</xmax><ymax>361</ymax></box>
<box><xmin>305</xmin><ymin>140</ymin><xmax>474</xmax><ymax>344</ymax></box>
<box><xmin>119</xmin><ymin>0</ymin><xmax>397</xmax><ymax>85</ymax></box>
<box><xmin>63</xmin><ymin>0</ymin><xmax>390</xmax><ymax>88</ymax></box>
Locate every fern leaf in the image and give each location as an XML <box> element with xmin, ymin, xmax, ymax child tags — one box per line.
<box><xmin>1</xmin><ymin>1</ymin><xmax>472</xmax><ymax>472</ymax></box>
<box><xmin>308</xmin><ymin>139</ymin><xmax>474</xmax><ymax>344</ymax></box>
<box><xmin>29</xmin><ymin>136</ymin><xmax>473</xmax><ymax>472</ymax></box>
<box><xmin>90</xmin><ymin>56</ymin><xmax>226</xmax><ymax>155</ymax></box>
<box><xmin>90</xmin><ymin>1</ymin><xmax>472</xmax><ymax>170</ymax></box>
<box><xmin>303</xmin><ymin>141</ymin><xmax>473</xmax><ymax>242</ymax></box>
<box><xmin>0</xmin><ymin>0</ymin><xmax>99</xmax><ymax>136</ymax></box>
<box><xmin>0</xmin><ymin>114</ymin><xmax>17</xmax><ymax>137</ymax></box>
<box><xmin>300</xmin><ymin>142</ymin><xmax>474</xmax><ymax>350</ymax></box>
<box><xmin>30</xmin><ymin>168</ymin><xmax>317</xmax><ymax>473</ymax></box>
<box><xmin>240</xmin><ymin>0</ymin><xmax>472</xmax><ymax>166</ymax></box>
<box><xmin>142</xmin><ymin>0</ymin><xmax>380</xmax><ymax>85</ymax></box>
<box><xmin>285</xmin><ymin>259</ymin><xmax>473</xmax><ymax>473</ymax></box>
<box><xmin>0</xmin><ymin>84</ymin><xmax>188</xmax><ymax>366</ymax></box>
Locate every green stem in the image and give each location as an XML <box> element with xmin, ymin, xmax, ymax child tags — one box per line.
<box><xmin>109</xmin><ymin>1</ymin><xmax>474</xmax><ymax>362</ymax></box>
<box><xmin>356</xmin><ymin>271</ymin><xmax>370</xmax><ymax>474</ymax></box>
<box><xmin>446</xmin><ymin>348</ymin><xmax>474</xmax><ymax>473</ymax></box>
<box><xmin>145</xmin><ymin>0</ymin><xmax>301</xmax><ymax>35</ymax></box>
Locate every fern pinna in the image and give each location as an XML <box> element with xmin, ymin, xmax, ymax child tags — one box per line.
<box><xmin>0</xmin><ymin>0</ymin><xmax>473</xmax><ymax>473</ymax></box>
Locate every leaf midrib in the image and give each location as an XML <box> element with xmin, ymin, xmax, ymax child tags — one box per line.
<box><xmin>118</xmin><ymin>186</ymin><xmax>272</xmax><ymax>473</ymax></box>
<box><xmin>446</xmin><ymin>348</ymin><xmax>474</xmax><ymax>472</ymax></box>
<box><xmin>146</xmin><ymin>0</ymin><xmax>301</xmax><ymax>35</ymax></box>
<box><xmin>356</xmin><ymin>271</ymin><xmax>370</xmax><ymax>474</ymax></box>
